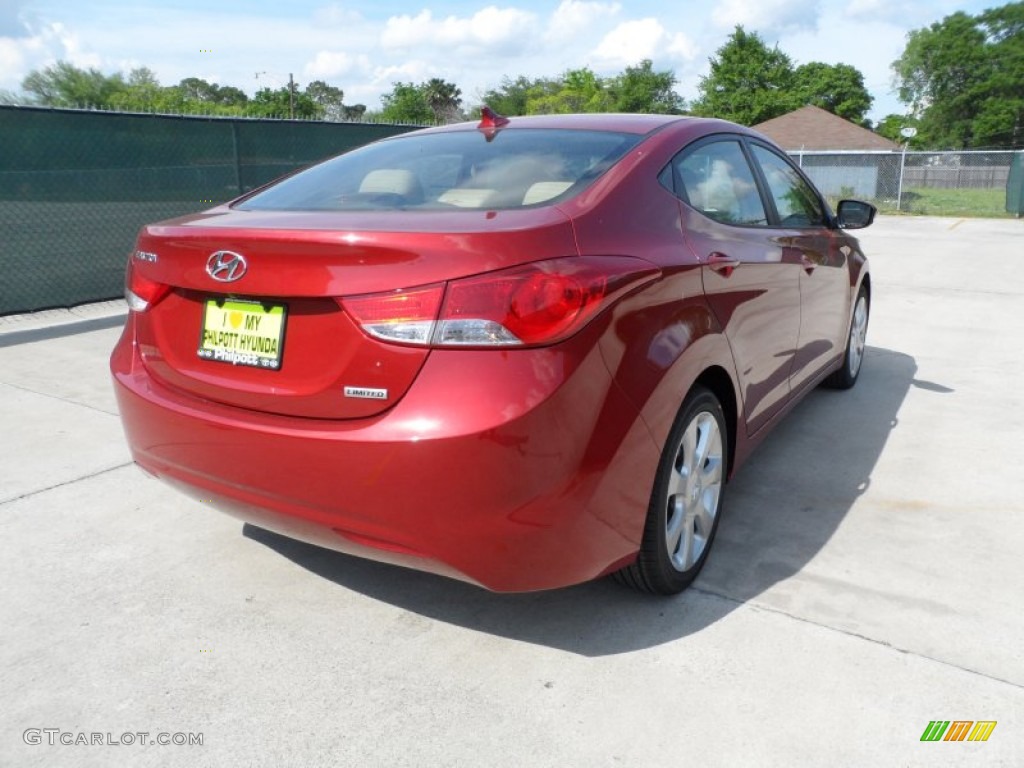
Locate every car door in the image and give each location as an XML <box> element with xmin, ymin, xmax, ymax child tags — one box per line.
<box><xmin>747</xmin><ymin>142</ymin><xmax>851</xmax><ymax>394</ymax></box>
<box><xmin>667</xmin><ymin>136</ymin><xmax>802</xmax><ymax>435</ymax></box>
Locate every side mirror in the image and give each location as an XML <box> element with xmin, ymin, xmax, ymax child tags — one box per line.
<box><xmin>836</xmin><ymin>199</ymin><xmax>877</xmax><ymax>230</ymax></box>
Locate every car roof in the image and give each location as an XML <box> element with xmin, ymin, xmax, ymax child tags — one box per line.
<box><xmin>415</xmin><ymin>112</ymin><xmax>698</xmax><ymax>136</ymax></box>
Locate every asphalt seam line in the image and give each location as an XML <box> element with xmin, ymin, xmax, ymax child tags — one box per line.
<box><xmin>0</xmin><ymin>313</ymin><xmax>126</xmax><ymax>348</ymax></box>
<box><xmin>0</xmin><ymin>380</ymin><xmax>120</xmax><ymax>418</ymax></box>
<box><xmin>0</xmin><ymin>462</ymin><xmax>134</xmax><ymax>507</ymax></box>
<box><xmin>691</xmin><ymin>585</ymin><xmax>1023</xmax><ymax>691</ymax></box>
<box><xmin>881</xmin><ymin>282</ymin><xmax>1024</xmax><ymax>298</ymax></box>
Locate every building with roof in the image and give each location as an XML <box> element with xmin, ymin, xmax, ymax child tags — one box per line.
<box><xmin>753</xmin><ymin>105</ymin><xmax>900</xmax><ymax>151</ymax></box>
<box><xmin>754</xmin><ymin>105</ymin><xmax>901</xmax><ymax>200</ymax></box>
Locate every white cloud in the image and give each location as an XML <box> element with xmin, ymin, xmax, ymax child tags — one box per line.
<box><xmin>304</xmin><ymin>50</ymin><xmax>370</xmax><ymax>79</ymax></box>
<box><xmin>0</xmin><ymin>39</ymin><xmax>25</xmax><ymax>84</ymax></box>
<box><xmin>592</xmin><ymin>18</ymin><xmax>697</xmax><ymax>66</ymax></box>
<box><xmin>381</xmin><ymin>6</ymin><xmax>538</xmax><ymax>53</ymax></box>
<box><xmin>845</xmin><ymin>0</ymin><xmax>886</xmax><ymax>17</ymax></box>
<box><xmin>545</xmin><ymin>0</ymin><xmax>621</xmax><ymax>41</ymax></box>
<box><xmin>0</xmin><ymin>20</ymin><xmax>103</xmax><ymax>90</ymax></box>
<box><xmin>711</xmin><ymin>0</ymin><xmax>821</xmax><ymax>35</ymax></box>
<box><xmin>842</xmin><ymin>0</ymin><xmax>961</xmax><ymax>26</ymax></box>
<box><xmin>50</xmin><ymin>22</ymin><xmax>101</xmax><ymax>69</ymax></box>
<box><xmin>776</xmin><ymin>5</ymin><xmax>918</xmax><ymax>121</ymax></box>
<box><xmin>312</xmin><ymin>3</ymin><xmax>364</xmax><ymax>27</ymax></box>
<box><xmin>371</xmin><ymin>60</ymin><xmax>434</xmax><ymax>87</ymax></box>
<box><xmin>113</xmin><ymin>56</ymin><xmax>142</xmax><ymax>73</ymax></box>
<box><xmin>666</xmin><ymin>32</ymin><xmax>699</xmax><ymax>61</ymax></box>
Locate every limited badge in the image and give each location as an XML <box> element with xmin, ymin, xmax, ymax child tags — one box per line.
<box><xmin>344</xmin><ymin>386</ymin><xmax>388</xmax><ymax>400</ymax></box>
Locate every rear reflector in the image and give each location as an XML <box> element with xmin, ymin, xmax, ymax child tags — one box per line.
<box><xmin>340</xmin><ymin>257</ymin><xmax>659</xmax><ymax>348</ymax></box>
<box><xmin>125</xmin><ymin>258</ymin><xmax>170</xmax><ymax>312</ymax></box>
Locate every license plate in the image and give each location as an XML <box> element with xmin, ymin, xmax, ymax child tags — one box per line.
<box><xmin>198</xmin><ymin>298</ymin><xmax>286</xmax><ymax>369</ymax></box>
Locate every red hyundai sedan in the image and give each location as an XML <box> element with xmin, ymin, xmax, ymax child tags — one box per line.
<box><xmin>111</xmin><ymin>112</ymin><xmax>874</xmax><ymax>594</ymax></box>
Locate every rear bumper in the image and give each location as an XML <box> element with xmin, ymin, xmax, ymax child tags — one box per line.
<box><xmin>111</xmin><ymin>317</ymin><xmax>660</xmax><ymax>592</ymax></box>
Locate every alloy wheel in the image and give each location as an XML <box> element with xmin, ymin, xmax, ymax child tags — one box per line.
<box><xmin>663</xmin><ymin>411</ymin><xmax>724</xmax><ymax>572</ymax></box>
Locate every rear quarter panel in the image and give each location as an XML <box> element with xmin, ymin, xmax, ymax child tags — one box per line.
<box><xmin>562</xmin><ymin>122</ymin><xmax>744</xmax><ymax>467</ymax></box>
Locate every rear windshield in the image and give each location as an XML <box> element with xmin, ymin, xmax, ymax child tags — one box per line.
<box><xmin>234</xmin><ymin>128</ymin><xmax>641</xmax><ymax>212</ymax></box>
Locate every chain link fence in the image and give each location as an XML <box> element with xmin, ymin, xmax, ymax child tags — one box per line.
<box><xmin>0</xmin><ymin>106</ymin><xmax>416</xmax><ymax>316</ymax></box>
<box><xmin>792</xmin><ymin>149</ymin><xmax>1024</xmax><ymax>218</ymax></box>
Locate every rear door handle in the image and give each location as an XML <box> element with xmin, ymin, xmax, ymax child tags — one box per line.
<box><xmin>707</xmin><ymin>252</ymin><xmax>740</xmax><ymax>277</ymax></box>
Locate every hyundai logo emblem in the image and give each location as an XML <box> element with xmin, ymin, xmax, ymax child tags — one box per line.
<box><xmin>206</xmin><ymin>251</ymin><xmax>248</xmax><ymax>282</ymax></box>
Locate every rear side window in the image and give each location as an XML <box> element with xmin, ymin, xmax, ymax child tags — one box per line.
<box><xmin>235</xmin><ymin>129</ymin><xmax>641</xmax><ymax>212</ymax></box>
<box><xmin>669</xmin><ymin>140</ymin><xmax>767</xmax><ymax>226</ymax></box>
<box><xmin>749</xmin><ymin>144</ymin><xmax>827</xmax><ymax>227</ymax></box>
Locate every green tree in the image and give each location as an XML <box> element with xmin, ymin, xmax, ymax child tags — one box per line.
<box><xmin>14</xmin><ymin>62</ymin><xmax>368</xmax><ymax>120</ymax></box>
<box><xmin>526</xmin><ymin>68</ymin><xmax>613</xmax><ymax>114</ymax></box>
<box><xmin>211</xmin><ymin>85</ymin><xmax>248</xmax><ymax>107</ymax></box>
<box><xmin>875</xmin><ymin>114</ymin><xmax>920</xmax><ymax>145</ymax></box>
<box><xmin>971</xmin><ymin>1</ymin><xmax>1023</xmax><ymax>147</ymax></box>
<box><xmin>175</xmin><ymin>77</ymin><xmax>247</xmax><ymax>107</ymax></box>
<box><xmin>610</xmin><ymin>59</ymin><xmax>685</xmax><ymax>114</ymax></box>
<box><xmin>172</xmin><ymin>79</ymin><xmax>248</xmax><ymax>113</ymax></box>
<box><xmin>379</xmin><ymin>82</ymin><xmax>434</xmax><ymax>124</ymax></box>
<box><xmin>107</xmin><ymin>67</ymin><xmax>176</xmax><ymax>112</ymax></box>
<box><xmin>249</xmin><ymin>84</ymin><xmax>320</xmax><ymax>119</ymax></box>
<box><xmin>177</xmin><ymin>77</ymin><xmax>217</xmax><ymax>102</ymax></box>
<box><xmin>340</xmin><ymin>104</ymin><xmax>367</xmax><ymax>120</ymax></box>
<box><xmin>479</xmin><ymin>64</ymin><xmax>683</xmax><ymax>116</ymax></box>
<box><xmin>423</xmin><ymin>78</ymin><xmax>463</xmax><ymax>123</ymax></box>
<box><xmin>479</xmin><ymin>75</ymin><xmax>537</xmax><ymax>116</ymax></box>
<box><xmin>792</xmin><ymin>62</ymin><xmax>872</xmax><ymax>124</ymax></box>
<box><xmin>21</xmin><ymin>61</ymin><xmax>128</xmax><ymax>108</ymax></box>
<box><xmin>378</xmin><ymin>79</ymin><xmax>463</xmax><ymax>124</ymax></box>
<box><xmin>892</xmin><ymin>2</ymin><xmax>1024</xmax><ymax>148</ymax></box>
<box><xmin>305</xmin><ymin>80</ymin><xmax>346</xmax><ymax>120</ymax></box>
<box><xmin>691</xmin><ymin>26</ymin><xmax>798</xmax><ymax>125</ymax></box>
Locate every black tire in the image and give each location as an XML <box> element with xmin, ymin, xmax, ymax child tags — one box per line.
<box><xmin>824</xmin><ymin>284</ymin><xmax>869</xmax><ymax>390</ymax></box>
<box><xmin>615</xmin><ymin>386</ymin><xmax>728</xmax><ymax>595</ymax></box>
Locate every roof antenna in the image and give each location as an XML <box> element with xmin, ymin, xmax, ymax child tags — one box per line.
<box><xmin>477</xmin><ymin>105</ymin><xmax>509</xmax><ymax>141</ymax></box>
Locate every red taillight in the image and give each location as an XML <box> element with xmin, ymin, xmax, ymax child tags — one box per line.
<box><xmin>340</xmin><ymin>257</ymin><xmax>659</xmax><ymax>348</ymax></box>
<box><xmin>125</xmin><ymin>258</ymin><xmax>170</xmax><ymax>312</ymax></box>
<box><xmin>438</xmin><ymin>268</ymin><xmax>598</xmax><ymax>345</ymax></box>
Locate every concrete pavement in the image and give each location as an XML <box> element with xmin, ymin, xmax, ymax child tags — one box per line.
<box><xmin>1</xmin><ymin>216</ymin><xmax>1022</xmax><ymax>767</ymax></box>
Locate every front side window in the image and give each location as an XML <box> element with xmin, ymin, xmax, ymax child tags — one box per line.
<box><xmin>670</xmin><ymin>140</ymin><xmax>767</xmax><ymax>226</ymax></box>
<box><xmin>234</xmin><ymin>129</ymin><xmax>641</xmax><ymax>212</ymax></box>
<box><xmin>750</xmin><ymin>144</ymin><xmax>827</xmax><ymax>227</ymax></box>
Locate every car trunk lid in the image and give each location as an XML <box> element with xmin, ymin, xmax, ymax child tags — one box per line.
<box><xmin>129</xmin><ymin>207</ymin><xmax>578</xmax><ymax>420</ymax></box>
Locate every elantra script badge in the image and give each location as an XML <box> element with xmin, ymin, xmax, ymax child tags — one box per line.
<box><xmin>206</xmin><ymin>251</ymin><xmax>248</xmax><ymax>282</ymax></box>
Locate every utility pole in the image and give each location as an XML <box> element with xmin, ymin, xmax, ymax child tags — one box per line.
<box><xmin>255</xmin><ymin>71</ymin><xmax>296</xmax><ymax>119</ymax></box>
<box><xmin>897</xmin><ymin>126</ymin><xmax>917</xmax><ymax>212</ymax></box>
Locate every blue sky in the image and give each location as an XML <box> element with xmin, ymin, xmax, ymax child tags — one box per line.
<box><xmin>0</xmin><ymin>0</ymin><xmax>995</xmax><ymax>122</ymax></box>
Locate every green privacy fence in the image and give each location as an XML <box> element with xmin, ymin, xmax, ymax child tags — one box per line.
<box><xmin>1008</xmin><ymin>152</ymin><xmax>1024</xmax><ymax>217</ymax></box>
<box><xmin>0</xmin><ymin>106</ymin><xmax>416</xmax><ymax>315</ymax></box>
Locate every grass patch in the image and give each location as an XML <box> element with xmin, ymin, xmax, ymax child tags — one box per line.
<box><xmin>879</xmin><ymin>186</ymin><xmax>1015</xmax><ymax>218</ymax></box>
